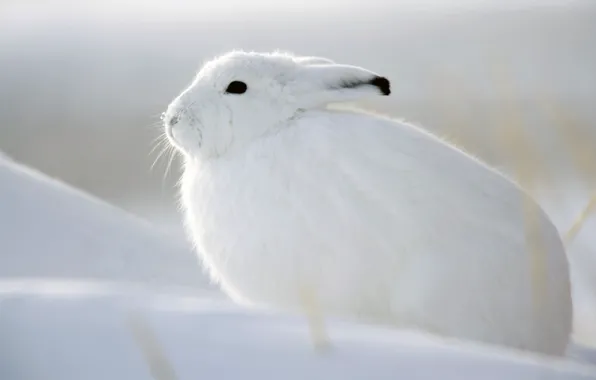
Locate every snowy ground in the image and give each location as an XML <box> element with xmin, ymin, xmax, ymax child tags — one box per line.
<box><xmin>1</xmin><ymin>153</ymin><xmax>596</xmax><ymax>379</ymax></box>
<box><xmin>2</xmin><ymin>279</ymin><xmax>596</xmax><ymax>380</ymax></box>
<box><xmin>0</xmin><ymin>154</ymin><xmax>210</xmax><ymax>290</ymax></box>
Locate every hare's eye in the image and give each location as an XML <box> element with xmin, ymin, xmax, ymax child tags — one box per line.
<box><xmin>225</xmin><ymin>81</ymin><xmax>247</xmax><ymax>94</ymax></box>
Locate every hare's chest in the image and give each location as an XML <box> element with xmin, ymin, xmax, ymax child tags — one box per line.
<box><xmin>180</xmin><ymin>156</ymin><xmax>330</xmax><ymax>302</ymax></box>
<box><xmin>180</xmin><ymin>150</ymin><xmax>384</xmax><ymax>309</ymax></box>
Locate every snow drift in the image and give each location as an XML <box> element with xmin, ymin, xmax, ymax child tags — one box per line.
<box><xmin>0</xmin><ymin>153</ymin><xmax>211</xmax><ymax>290</ymax></box>
<box><xmin>1</xmin><ymin>279</ymin><xmax>595</xmax><ymax>380</ymax></box>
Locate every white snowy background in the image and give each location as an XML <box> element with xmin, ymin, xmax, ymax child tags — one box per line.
<box><xmin>1</xmin><ymin>0</ymin><xmax>596</xmax><ymax>378</ymax></box>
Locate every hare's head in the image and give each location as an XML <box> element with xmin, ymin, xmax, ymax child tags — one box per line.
<box><xmin>163</xmin><ymin>50</ymin><xmax>390</xmax><ymax>159</ymax></box>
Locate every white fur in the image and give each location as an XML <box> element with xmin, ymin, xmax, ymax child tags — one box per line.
<box><xmin>164</xmin><ymin>50</ymin><xmax>572</xmax><ymax>355</ymax></box>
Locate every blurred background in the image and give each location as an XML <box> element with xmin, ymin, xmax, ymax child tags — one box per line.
<box><xmin>1</xmin><ymin>0</ymin><xmax>595</xmax><ymax>343</ymax></box>
<box><xmin>1</xmin><ymin>0</ymin><xmax>595</xmax><ymax>235</ymax></box>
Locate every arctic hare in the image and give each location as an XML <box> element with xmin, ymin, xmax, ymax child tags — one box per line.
<box><xmin>163</xmin><ymin>50</ymin><xmax>572</xmax><ymax>355</ymax></box>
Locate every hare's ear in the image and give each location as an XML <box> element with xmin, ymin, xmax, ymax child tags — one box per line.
<box><xmin>292</xmin><ymin>62</ymin><xmax>390</xmax><ymax>108</ymax></box>
<box><xmin>295</xmin><ymin>56</ymin><xmax>335</xmax><ymax>65</ymax></box>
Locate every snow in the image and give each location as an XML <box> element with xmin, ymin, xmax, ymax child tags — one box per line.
<box><xmin>0</xmin><ymin>156</ymin><xmax>211</xmax><ymax>290</ymax></box>
<box><xmin>1</xmin><ymin>152</ymin><xmax>596</xmax><ymax>379</ymax></box>
<box><xmin>535</xmin><ymin>186</ymin><xmax>596</xmax><ymax>348</ymax></box>
<box><xmin>1</xmin><ymin>279</ymin><xmax>596</xmax><ymax>380</ymax></box>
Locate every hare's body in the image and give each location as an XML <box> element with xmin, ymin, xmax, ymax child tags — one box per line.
<box><xmin>164</xmin><ymin>50</ymin><xmax>572</xmax><ymax>356</ymax></box>
<box><xmin>181</xmin><ymin>109</ymin><xmax>571</xmax><ymax>355</ymax></box>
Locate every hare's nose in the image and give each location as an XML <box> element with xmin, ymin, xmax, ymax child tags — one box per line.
<box><xmin>161</xmin><ymin>112</ymin><xmax>180</xmax><ymax>127</ymax></box>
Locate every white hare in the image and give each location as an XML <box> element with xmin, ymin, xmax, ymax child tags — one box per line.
<box><xmin>163</xmin><ymin>50</ymin><xmax>572</xmax><ymax>355</ymax></box>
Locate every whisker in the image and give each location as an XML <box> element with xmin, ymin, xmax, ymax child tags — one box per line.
<box><xmin>148</xmin><ymin>140</ymin><xmax>163</xmax><ymax>156</ymax></box>
<box><xmin>164</xmin><ymin>147</ymin><xmax>177</xmax><ymax>183</ymax></box>
<box><xmin>150</xmin><ymin>143</ymin><xmax>170</xmax><ymax>172</ymax></box>
<box><xmin>149</xmin><ymin>134</ymin><xmax>170</xmax><ymax>159</ymax></box>
<box><xmin>150</xmin><ymin>111</ymin><xmax>167</xmax><ymax>119</ymax></box>
<box><xmin>146</xmin><ymin>121</ymin><xmax>165</xmax><ymax>130</ymax></box>
<box><xmin>148</xmin><ymin>140</ymin><xmax>167</xmax><ymax>156</ymax></box>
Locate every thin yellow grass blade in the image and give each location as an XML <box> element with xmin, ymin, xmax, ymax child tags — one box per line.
<box><xmin>565</xmin><ymin>194</ymin><xmax>596</xmax><ymax>246</ymax></box>
<box><xmin>299</xmin><ymin>285</ymin><xmax>332</xmax><ymax>353</ymax></box>
<box><xmin>127</xmin><ymin>310</ymin><xmax>179</xmax><ymax>380</ymax></box>
<box><xmin>538</xmin><ymin>91</ymin><xmax>596</xmax><ymax>246</ymax></box>
<box><xmin>490</xmin><ymin>59</ymin><xmax>548</xmax><ymax>311</ymax></box>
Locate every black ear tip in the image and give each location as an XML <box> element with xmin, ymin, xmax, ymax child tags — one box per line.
<box><xmin>369</xmin><ymin>76</ymin><xmax>391</xmax><ymax>96</ymax></box>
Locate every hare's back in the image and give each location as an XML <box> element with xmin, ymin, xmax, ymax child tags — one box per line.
<box><xmin>297</xmin><ymin>110</ymin><xmax>571</xmax><ymax>349</ymax></box>
<box><xmin>301</xmin><ymin>110</ymin><xmax>534</xmax><ymax>237</ymax></box>
<box><xmin>295</xmin><ymin>110</ymin><xmax>567</xmax><ymax>274</ymax></box>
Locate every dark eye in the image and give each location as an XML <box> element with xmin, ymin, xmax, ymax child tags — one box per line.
<box><xmin>225</xmin><ymin>81</ymin><xmax>247</xmax><ymax>94</ymax></box>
